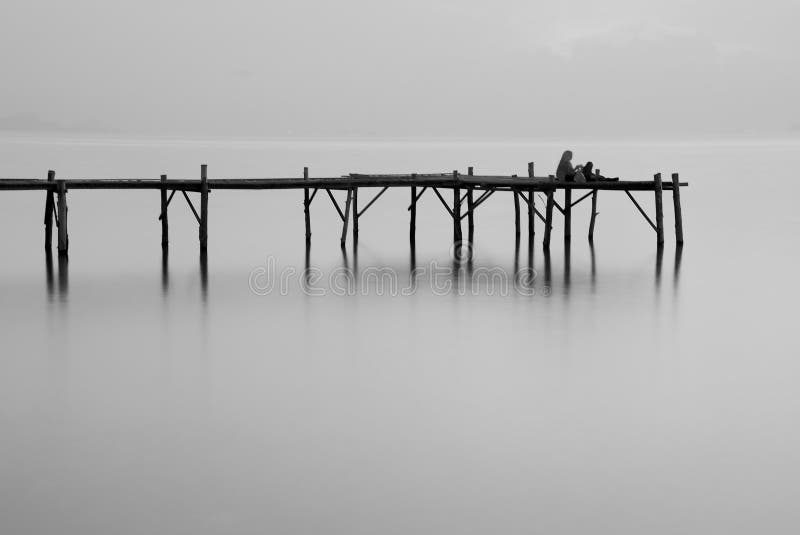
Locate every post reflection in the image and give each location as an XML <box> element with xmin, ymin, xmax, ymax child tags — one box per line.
<box><xmin>338</xmin><ymin>247</ymin><xmax>356</xmax><ymax>293</ymax></box>
<box><xmin>340</xmin><ymin>246</ymin><xmax>350</xmax><ymax>272</ymax></box>
<box><xmin>161</xmin><ymin>247</ymin><xmax>169</xmax><ymax>296</ymax></box>
<box><xmin>303</xmin><ymin>241</ymin><xmax>315</xmax><ymax>291</ymax></box>
<box><xmin>451</xmin><ymin>256</ymin><xmax>460</xmax><ymax>294</ymax></box>
<box><xmin>674</xmin><ymin>244</ymin><xmax>683</xmax><ymax>290</ymax></box>
<box><xmin>199</xmin><ymin>250</ymin><xmax>208</xmax><ymax>302</ymax></box>
<box><xmin>542</xmin><ymin>247</ymin><xmax>552</xmax><ymax>289</ymax></box>
<box><xmin>407</xmin><ymin>243</ymin><xmax>420</xmax><ymax>294</ymax></box>
<box><xmin>563</xmin><ymin>241</ymin><xmax>571</xmax><ymax>294</ymax></box>
<box><xmin>57</xmin><ymin>253</ymin><xmax>69</xmax><ymax>301</ymax></box>
<box><xmin>352</xmin><ymin>239</ymin><xmax>359</xmax><ymax>276</ymax></box>
<box><xmin>655</xmin><ymin>245</ymin><xmax>664</xmax><ymax>290</ymax></box>
<box><xmin>527</xmin><ymin>234</ymin><xmax>534</xmax><ymax>273</ymax></box>
<box><xmin>45</xmin><ymin>249</ymin><xmax>55</xmax><ymax>300</ymax></box>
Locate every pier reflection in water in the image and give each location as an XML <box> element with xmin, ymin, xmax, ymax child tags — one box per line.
<box><xmin>288</xmin><ymin>238</ymin><xmax>681</xmax><ymax>300</ymax></box>
<box><xmin>44</xmin><ymin>249</ymin><xmax>68</xmax><ymax>302</ymax></box>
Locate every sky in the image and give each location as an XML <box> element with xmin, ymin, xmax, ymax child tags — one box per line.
<box><xmin>0</xmin><ymin>0</ymin><xmax>797</xmax><ymax>138</ymax></box>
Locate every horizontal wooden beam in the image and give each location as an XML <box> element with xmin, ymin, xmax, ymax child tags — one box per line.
<box><xmin>0</xmin><ymin>177</ymin><xmax>689</xmax><ymax>192</ymax></box>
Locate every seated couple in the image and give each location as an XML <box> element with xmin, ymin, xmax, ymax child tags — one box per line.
<box><xmin>556</xmin><ymin>150</ymin><xmax>618</xmax><ymax>182</ymax></box>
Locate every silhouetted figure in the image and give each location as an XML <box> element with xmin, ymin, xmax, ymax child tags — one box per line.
<box><xmin>556</xmin><ymin>151</ymin><xmax>618</xmax><ymax>181</ymax></box>
<box><xmin>556</xmin><ymin>150</ymin><xmax>579</xmax><ymax>181</ymax></box>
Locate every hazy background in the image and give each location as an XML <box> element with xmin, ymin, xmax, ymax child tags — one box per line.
<box><xmin>3</xmin><ymin>1</ymin><xmax>800</xmax><ymax>533</ymax></box>
<box><xmin>1</xmin><ymin>0</ymin><xmax>798</xmax><ymax>138</ymax></box>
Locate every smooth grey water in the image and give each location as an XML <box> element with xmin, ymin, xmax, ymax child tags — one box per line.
<box><xmin>1</xmin><ymin>136</ymin><xmax>799</xmax><ymax>534</ymax></box>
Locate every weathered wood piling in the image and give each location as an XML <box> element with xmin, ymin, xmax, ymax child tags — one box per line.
<box><xmin>56</xmin><ymin>179</ymin><xmax>68</xmax><ymax>255</ymax></box>
<box><xmin>527</xmin><ymin>162</ymin><xmax>535</xmax><ymax>238</ymax></box>
<box><xmin>513</xmin><ymin>176</ymin><xmax>521</xmax><ymax>238</ymax></box>
<box><xmin>44</xmin><ymin>170</ymin><xmax>55</xmax><ymax>249</ymax></box>
<box><xmin>564</xmin><ymin>185</ymin><xmax>572</xmax><ymax>242</ymax></box>
<box><xmin>303</xmin><ymin>167</ymin><xmax>311</xmax><ymax>242</ymax></box>
<box><xmin>467</xmin><ymin>167</ymin><xmax>475</xmax><ymax>243</ymax></box>
<box><xmin>340</xmin><ymin>188</ymin><xmax>352</xmax><ymax>247</ymax></box>
<box><xmin>160</xmin><ymin>174</ymin><xmax>169</xmax><ymax>247</ymax></box>
<box><xmin>588</xmin><ymin>189</ymin><xmax>598</xmax><ymax>242</ymax></box>
<box><xmin>453</xmin><ymin>170</ymin><xmax>462</xmax><ymax>245</ymax></box>
<box><xmin>410</xmin><ymin>182</ymin><xmax>417</xmax><ymax>246</ymax></box>
<box><xmin>199</xmin><ymin>164</ymin><xmax>208</xmax><ymax>250</ymax></box>
<box><xmin>672</xmin><ymin>173</ymin><xmax>684</xmax><ymax>244</ymax></box>
<box><xmin>352</xmin><ymin>186</ymin><xmax>359</xmax><ymax>242</ymax></box>
<box><xmin>543</xmin><ymin>189</ymin><xmax>555</xmax><ymax>249</ymax></box>
<box><xmin>654</xmin><ymin>172</ymin><xmax>664</xmax><ymax>246</ymax></box>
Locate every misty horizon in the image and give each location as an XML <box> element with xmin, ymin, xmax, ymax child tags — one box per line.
<box><xmin>2</xmin><ymin>0</ymin><xmax>798</xmax><ymax>139</ymax></box>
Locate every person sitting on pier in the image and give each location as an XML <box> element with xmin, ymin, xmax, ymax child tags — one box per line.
<box><xmin>556</xmin><ymin>150</ymin><xmax>582</xmax><ymax>181</ymax></box>
<box><xmin>556</xmin><ymin>151</ymin><xmax>618</xmax><ymax>181</ymax></box>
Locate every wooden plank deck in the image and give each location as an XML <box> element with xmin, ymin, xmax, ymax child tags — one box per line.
<box><xmin>0</xmin><ymin>175</ymin><xmax>688</xmax><ymax>191</ymax></box>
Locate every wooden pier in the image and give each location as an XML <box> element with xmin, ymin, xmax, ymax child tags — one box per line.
<box><xmin>0</xmin><ymin>164</ymin><xmax>687</xmax><ymax>256</ymax></box>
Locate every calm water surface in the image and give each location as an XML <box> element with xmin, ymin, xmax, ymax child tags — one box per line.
<box><xmin>1</xmin><ymin>136</ymin><xmax>799</xmax><ymax>534</ymax></box>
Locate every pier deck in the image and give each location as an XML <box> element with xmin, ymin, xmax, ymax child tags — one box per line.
<box><xmin>0</xmin><ymin>175</ymin><xmax>686</xmax><ymax>191</ymax></box>
<box><xmin>0</xmin><ymin>165</ymin><xmax>687</xmax><ymax>256</ymax></box>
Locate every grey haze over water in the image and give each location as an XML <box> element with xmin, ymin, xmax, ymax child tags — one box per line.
<box><xmin>1</xmin><ymin>136</ymin><xmax>799</xmax><ymax>533</ymax></box>
<box><xmin>1</xmin><ymin>0</ymin><xmax>799</xmax><ymax>138</ymax></box>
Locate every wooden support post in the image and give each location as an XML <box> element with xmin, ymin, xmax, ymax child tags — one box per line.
<box><xmin>56</xmin><ymin>179</ymin><xmax>68</xmax><ymax>255</ymax></box>
<box><xmin>467</xmin><ymin>166</ymin><xmax>474</xmax><ymax>244</ymax></box>
<box><xmin>352</xmin><ymin>187</ymin><xmax>359</xmax><ymax>242</ymax></box>
<box><xmin>160</xmin><ymin>174</ymin><xmax>169</xmax><ymax>247</ymax></box>
<box><xmin>564</xmin><ymin>186</ymin><xmax>572</xmax><ymax>242</ymax></box>
<box><xmin>513</xmin><ymin>185</ymin><xmax>520</xmax><ymax>238</ymax></box>
<box><xmin>410</xmin><ymin>183</ymin><xmax>417</xmax><ymax>246</ymax></box>
<box><xmin>671</xmin><ymin>173</ymin><xmax>684</xmax><ymax>244</ymax></box>
<box><xmin>543</xmin><ymin>189</ymin><xmax>554</xmax><ymax>249</ymax></box>
<box><xmin>303</xmin><ymin>167</ymin><xmax>311</xmax><ymax>242</ymax></box>
<box><xmin>654</xmin><ymin>172</ymin><xmax>664</xmax><ymax>246</ymax></box>
<box><xmin>452</xmin><ymin>171</ymin><xmax>462</xmax><ymax>244</ymax></box>
<box><xmin>199</xmin><ymin>164</ymin><xmax>208</xmax><ymax>251</ymax></box>
<box><xmin>527</xmin><ymin>162</ymin><xmax>535</xmax><ymax>238</ymax></box>
<box><xmin>340</xmin><ymin>188</ymin><xmax>353</xmax><ymax>247</ymax></box>
<box><xmin>44</xmin><ymin>170</ymin><xmax>55</xmax><ymax>249</ymax></box>
<box><xmin>588</xmin><ymin>189</ymin><xmax>598</xmax><ymax>242</ymax></box>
